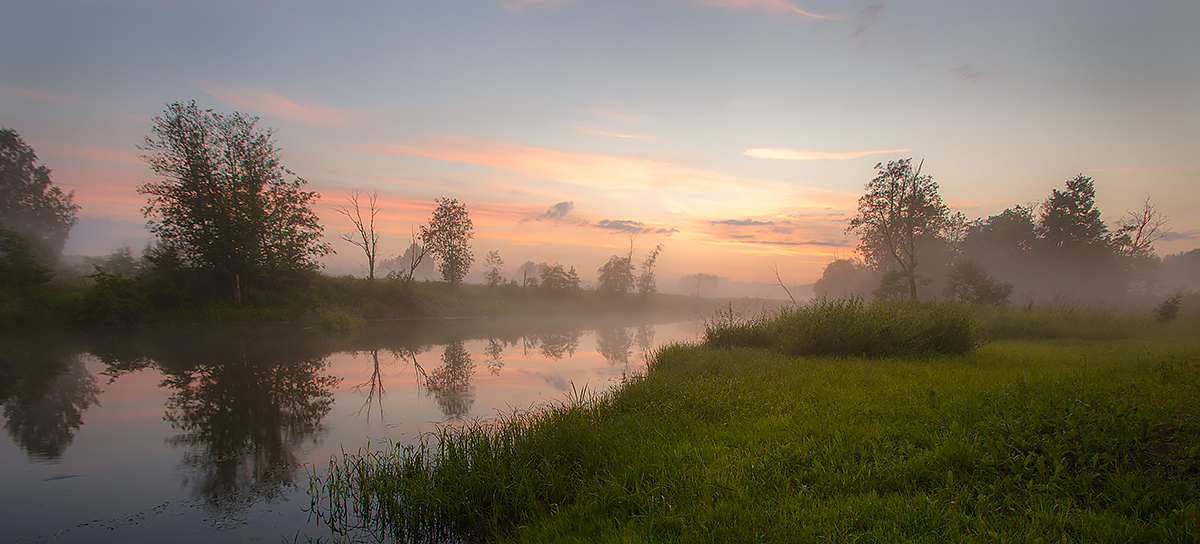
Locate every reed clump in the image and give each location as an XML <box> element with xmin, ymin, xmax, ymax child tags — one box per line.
<box><xmin>703</xmin><ymin>297</ymin><xmax>977</xmax><ymax>357</ymax></box>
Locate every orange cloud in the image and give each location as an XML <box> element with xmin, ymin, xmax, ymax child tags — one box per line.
<box><xmin>744</xmin><ymin>147</ymin><xmax>911</xmax><ymax>161</ymax></box>
<box><xmin>578</xmin><ymin>127</ymin><xmax>653</xmax><ymax>140</ymax></box>
<box><xmin>348</xmin><ymin>136</ymin><xmax>768</xmax><ymax>193</ymax></box>
<box><xmin>45</xmin><ymin>144</ymin><xmax>144</xmax><ymax>166</ymax></box>
<box><xmin>690</xmin><ymin>0</ymin><xmax>845</xmax><ymax>20</ymax></box>
<box><xmin>0</xmin><ymin>86</ymin><xmax>80</xmax><ymax>102</ymax></box>
<box><xmin>194</xmin><ymin>81</ymin><xmax>362</xmax><ymax>127</ymax></box>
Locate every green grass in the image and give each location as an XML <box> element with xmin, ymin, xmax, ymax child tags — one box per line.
<box><xmin>310</xmin><ymin>308</ymin><xmax>1200</xmax><ymax>543</ymax></box>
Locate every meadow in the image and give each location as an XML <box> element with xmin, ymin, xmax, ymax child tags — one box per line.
<box><xmin>310</xmin><ymin>302</ymin><xmax>1200</xmax><ymax>543</ymax></box>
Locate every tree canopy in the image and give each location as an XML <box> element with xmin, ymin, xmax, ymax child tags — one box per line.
<box><xmin>138</xmin><ymin>101</ymin><xmax>330</xmax><ymax>303</ymax></box>
<box><xmin>847</xmin><ymin>158</ymin><xmax>951</xmax><ymax>301</ymax></box>
<box><xmin>419</xmin><ymin>198</ymin><xmax>474</xmax><ymax>285</ymax></box>
<box><xmin>0</xmin><ymin>128</ymin><xmax>79</xmax><ymax>264</ymax></box>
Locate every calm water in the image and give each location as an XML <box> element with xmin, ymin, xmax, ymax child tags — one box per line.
<box><xmin>1</xmin><ymin>313</ymin><xmax>704</xmax><ymax>543</ymax></box>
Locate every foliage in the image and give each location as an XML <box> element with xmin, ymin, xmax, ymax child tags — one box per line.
<box><xmin>0</xmin><ymin>228</ymin><xmax>53</xmax><ymax>288</ymax></box>
<box><xmin>1153</xmin><ymin>293</ymin><xmax>1184</xmax><ymax>323</ymax></box>
<box><xmin>77</xmin><ymin>270</ymin><xmax>144</xmax><ymax>325</ymax></box>
<box><xmin>637</xmin><ymin>243</ymin><xmax>664</xmax><ymax>296</ymax></box>
<box><xmin>812</xmin><ymin>258</ymin><xmax>878</xmax><ymax>299</ymax></box>
<box><xmin>420</xmin><ymin>198</ymin><xmax>474</xmax><ymax>285</ymax></box>
<box><xmin>312</xmin><ymin>311</ymin><xmax>1200</xmax><ymax>543</ymax></box>
<box><xmin>517</xmin><ymin>260</ymin><xmax>539</xmax><ymax>288</ymax></box>
<box><xmin>943</xmin><ymin>257</ymin><xmax>1014</xmax><ymax>306</ymax></box>
<box><xmin>0</xmin><ymin>128</ymin><xmax>79</xmax><ymax>264</ymax></box>
<box><xmin>138</xmin><ymin>101</ymin><xmax>330</xmax><ymax>303</ymax></box>
<box><xmin>704</xmin><ymin>297</ymin><xmax>977</xmax><ymax>357</ymax></box>
<box><xmin>537</xmin><ymin>263</ymin><xmax>581</xmax><ymax>293</ymax></box>
<box><xmin>847</xmin><ymin>158</ymin><xmax>952</xmax><ymax>301</ymax></box>
<box><xmin>597</xmin><ymin>254</ymin><xmax>634</xmax><ymax>294</ymax></box>
<box><xmin>483</xmin><ymin>250</ymin><xmax>505</xmax><ymax>291</ymax></box>
<box><xmin>334</xmin><ymin>189</ymin><xmax>381</xmax><ymax>282</ymax></box>
<box><xmin>1038</xmin><ymin>174</ymin><xmax>1111</xmax><ymax>252</ymax></box>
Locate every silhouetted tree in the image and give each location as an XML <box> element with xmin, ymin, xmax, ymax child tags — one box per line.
<box><xmin>518</xmin><ymin>260</ymin><xmax>539</xmax><ymax>289</ymax></box>
<box><xmin>847</xmin><ymin>158</ymin><xmax>952</xmax><ymax>301</ymax></box>
<box><xmin>539</xmin><ymin>263</ymin><xmax>580</xmax><ymax>293</ymax></box>
<box><xmin>597</xmin><ymin>254</ymin><xmax>634</xmax><ymax>294</ymax></box>
<box><xmin>1038</xmin><ymin>174</ymin><xmax>1111</xmax><ymax>252</ymax></box>
<box><xmin>3</xmin><ymin>355</ymin><xmax>100</xmax><ymax>460</ymax></box>
<box><xmin>637</xmin><ymin>244</ymin><xmax>664</xmax><ymax>295</ymax></box>
<box><xmin>0</xmin><ymin>128</ymin><xmax>79</xmax><ymax>265</ymax></box>
<box><xmin>420</xmin><ymin>198</ymin><xmax>474</xmax><ymax>285</ymax></box>
<box><xmin>943</xmin><ymin>257</ymin><xmax>1014</xmax><ymax>306</ymax></box>
<box><xmin>138</xmin><ymin>101</ymin><xmax>330</xmax><ymax>305</ymax></box>
<box><xmin>812</xmin><ymin>258</ymin><xmax>878</xmax><ymax>299</ymax></box>
<box><xmin>335</xmin><ymin>189</ymin><xmax>381</xmax><ymax>283</ymax></box>
<box><xmin>483</xmin><ymin>250</ymin><xmax>505</xmax><ymax>291</ymax></box>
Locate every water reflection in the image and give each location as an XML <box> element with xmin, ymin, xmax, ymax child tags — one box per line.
<box><xmin>161</xmin><ymin>344</ymin><xmax>338</xmax><ymax>510</ymax></box>
<box><xmin>529</xmin><ymin>330</ymin><xmax>582</xmax><ymax>360</ymax></box>
<box><xmin>422</xmin><ymin>341</ymin><xmax>476</xmax><ymax>420</ymax></box>
<box><xmin>596</xmin><ymin>326</ymin><xmax>633</xmax><ymax>366</ymax></box>
<box><xmin>3</xmin><ymin>354</ymin><xmax>101</xmax><ymax>460</ymax></box>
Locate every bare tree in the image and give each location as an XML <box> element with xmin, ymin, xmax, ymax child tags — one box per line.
<box><xmin>1116</xmin><ymin>197</ymin><xmax>1169</xmax><ymax>258</ymax></box>
<box><xmin>334</xmin><ymin>190</ymin><xmax>381</xmax><ymax>283</ymax></box>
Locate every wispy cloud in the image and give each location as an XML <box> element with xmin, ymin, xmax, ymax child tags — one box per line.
<box><xmin>350</xmin><ymin>135</ymin><xmax>769</xmax><ymax>193</ymax></box>
<box><xmin>1161</xmin><ymin>230</ymin><xmax>1199</xmax><ymax>242</ymax></box>
<box><xmin>1087</xmin><ymin>167</ymin><xmax>1200</xmax><ymax>174</ymax></box>
<box><xmin>744</xmin><ymin>147</ymin><xmax>910</xmax><ymax>161</ymax></box>
<box><xmin>520</xmin><ymin>200</ymin><xmax>590</xmax><ymax>226</ymax></box>
<box><xmin>0</xmin><ymin>86</ymin><xmax>80</xmax><ymax>102</ymax></box>
<box><xmin>46</xmin><ymin>144</ymin><xmax>143</xmax><ymax>165</ymax></box>
<box><xmin>950</xmin><ymin>65</ymin><xmax>984</xmax><ymax>84</ymax></box>
<box><xmin>195</xmin><ymin>81</ymin><xmax>362</xmax><ymax>127</ymax></box>
<box><xmin>712</xmin><ymin>218</ymin><xmax>775</xmax><ymax>226</ymax></box>
<box><xmin>578</xmin><ymin>127</ymin><xmax>653</xmax><ymax>140</ymax></box>
<box><xmin>594</xmin><ymin>219</ymin><xmax>678</xmax><ymax>235</ymax></box>
<box><xmin>691</xmin><ymin>0</ymin><xmax>845</xmax><ymax>20</ymax></box>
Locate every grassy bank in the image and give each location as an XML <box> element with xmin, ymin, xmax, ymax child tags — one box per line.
<box><xmin>310</xmin><ymin>305</ymin><xmax>1200</xmax><ymax>542</ymax></box>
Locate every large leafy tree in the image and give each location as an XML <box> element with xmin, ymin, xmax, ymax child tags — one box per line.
<box><xmin>847</xmin><ymin>158</ymin><xmax>951</xmax><ymax>301</ymax></box>
<box><xmin>1038</xmin><ymin>174</ymin><xmax>1111</xmax><ymax>252</ymax></box>
<box><xmin>0</xmin><ymin>128</ymin><xmax>79</xmax><ymax>265</ymax></box>
<box><xmin>138</xmin><ymin>101</ymin><xmax>330</xmax><ymax>304</ymax></box>
<box><xmin>419</xmin><ymin>198</ymin><xmax>474</xmax><ymax>285</ymax></box>
<box><xmin>597</xmin><ymin>254</ymin><xmax>635</xmax><ymax>294</ymax></box>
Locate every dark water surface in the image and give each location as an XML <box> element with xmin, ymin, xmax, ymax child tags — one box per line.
<box><xmin>1</xmin><ymin>314</ymin><xmax>702</xmax><ymax>543</ymax></box>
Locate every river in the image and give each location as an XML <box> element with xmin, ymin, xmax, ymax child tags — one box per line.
<box><xmin>1</xmin><ymin>313</ymin><xmax>705</xmax><ymax>543</ymax></box>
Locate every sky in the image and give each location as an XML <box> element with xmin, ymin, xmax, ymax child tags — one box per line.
<box><xmin>2</xmin><ymin>0</ymin><xmax>1198</xmax><ymax>290</ymax></box>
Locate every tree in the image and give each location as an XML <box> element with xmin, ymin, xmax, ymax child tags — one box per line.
<box><xmin>637</xmin><ymin>244</ymin><xmax>665</xmax><ymax>295</ymax></box>
<box><xmin>483</xmin><ymin>249</ymin><xmax>505</xmax><ymax>291</ymax></box>
<box><xmin>334</xmin><ymin>189</ymin><xmax>381</xmax><ymax>283</ymax></box>
<box><xmin>138</xmin><ymin>101</ymin><xmax>330</xmax><ymax>305</ymax></box>
<box><xmin>812</xmin><ymin>258</ymin><xmax>878</xmax><ymax>299</ymax></box>
<box><xmin>538</xmin><ymin>263</ymin><xmax>580</xmax><ymax>293</ymax></box>
<box><xmin>518</xmin><ymin>260</ymin><xmax>539</xmax><ymax>289</ymax></box>
<box><xmin>847</xmin><ymin>158</ymin><xmax>952</xmax><ymax>301</ymax></box>
<box><xmin>0</xmin><ymin>128</ymin><xmax>79</xmax><ymax>265</ymax></box>
<box><xmin>943</xmin><ymin>257</ymin><xmax>1014</xmax><ymax>306</ymax></box>
<box><xmin>597</xmin><ymin>254</ymin><xmax>635</xmax><ymax>294</ymax></box>
<box><xmin>419</xmin><ymin>198</ymin><xmax>474</xmax><ymax>285</ymax></box>
<box><xmin>1114</xmin><ymin>197</ymin><xmax>1169</xmax><ymax>259</ymax></box>
<box><xmin>1038</xmin><ymin>174</ymin><xmax>1111</xmax><ymax>252</ymax></box>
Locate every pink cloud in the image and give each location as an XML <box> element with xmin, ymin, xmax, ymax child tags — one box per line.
<box><xmin>347</xmin><ymin>135</ymin><xmax>765</xmax><ymax>193</ymax></box>
<box><xmin>0</xmin><ymin>86</ymin><xmax>80</xmax><ymax>102</ymax></box>
<box><xmin>195</xmin><ymin>81</ymin><xmax>362</xmax><ymax>127</ymax></box>
<box><xmin>578</xmin><ymin>127</ymin><xmax>654</xmax><ymax>140</ymax></box>
<box><xmin>690</xmin><ymin>0</ymin><xmax>845</xmax><ymax>20</ymax></box>
<box><xmin>45</xmin><ymin>144</ymin><xmax>144</xmax><ymax>166</ymax></box>
<box><xmin>744</xmin><ymin>147</ymin><xmax>911</xmax><ymax>161</ymax></box>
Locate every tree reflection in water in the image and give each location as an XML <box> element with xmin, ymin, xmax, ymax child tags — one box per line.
<box><xmin>635</xmin><ymin>324</ymin><xmax>656</xmax><ymax>363</ymax></box>
<box><xmin>351</xmin><ymin>349</ymin><xmax>387</xmax><ymax>422</ymax></box>
<box><xmin>530</xmin><ymin>330</ymin><xmax>582</xmax><ymax>360</ymax></box>
<box><xmin>160</xmin><ymin>338</ymin><xmax>339</xmax><ymax>512</ymax></box>
<box><xmin>3</xmin><ymin>355</ymin><xmax>101</xmax><ymax>460</ymax></box>
<box><xmin>596</xmin><ymin>326</ymin><xmax>633</xmax><ymax>366</ymax></box>
<box><xmin>484</xmin><ymin>338</ymin><xmax>506</xmax><ymax>375</ymax></box>
<box><xmin>422</xmin><ymin>341</ymin><xmax>475</xmax><ymax>420</ymax></box>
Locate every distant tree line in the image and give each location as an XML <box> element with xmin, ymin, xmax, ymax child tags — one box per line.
<box><xmin>820</xmin><ymin>158</ymin><xmax>1195</xmax><ymax>309</ymax></box>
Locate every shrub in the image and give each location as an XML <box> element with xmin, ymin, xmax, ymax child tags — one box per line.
<box><xmin>1152</xmin><ymin>293</ymin><xmax>1184</xmax><ymax>323</ymax></box>
<box><xmin>702</xmin><ymin>297</ymin><xmax>977</xmax><ymax>357</ymax></box>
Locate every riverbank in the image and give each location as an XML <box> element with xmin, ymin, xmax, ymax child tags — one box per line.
<box><xmin>312</xmin><ymin>305</ymin><xmax>1200</xmax><ymax>542</ymax></box>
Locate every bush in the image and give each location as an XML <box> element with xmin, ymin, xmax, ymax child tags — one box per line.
<box><xmin>1152</xmin><ymin>293</ymin><xmax>1184</xmax><ymax>323</ymax></box>
<box><xmin>703</xmin><ymin>297</ymin><xmax>977</xmax><ymax>357</ymax></box>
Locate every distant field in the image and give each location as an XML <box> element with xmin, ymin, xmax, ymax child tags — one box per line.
<box><xmin>311</xmin><ymin>306</ymin><xmax>1200</xmax><ymax>543</ymax></box>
